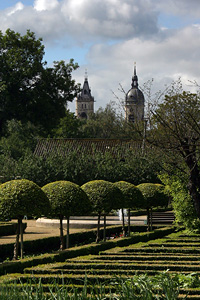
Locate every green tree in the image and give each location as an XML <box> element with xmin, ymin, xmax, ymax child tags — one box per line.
<box><xmin>147</xmin><ymin>89</ymin><xmax>200</xmax><ymax>219</ymax></box>
<box><xmin>160</xmin><ymin>173</ymin><xmax>199</xmax><ymax>231</ymax></box>
<box><xmin>137</xmin><ymin>183</ymin><xmax>169</xmax><ymax>231</ymax></box>
<box><xmin>0</xmin><ymin>29</ymin><xmax>80</xmax><ymax>135</ymax></box>
<box><xmin>0</xmin><ymin>119</ymin><xmax>40</xmax><ymax>159</ymax></box>
<box><xmin>0</xmin><ymin>179</ymin><xmax>49</xmax><ymax>259</ymax></box>
<box><xmin>53</xmin><ymin>110</ymin><xmax>83</xmax><ymax>138</ymax></box>
<box><xmin>42</xmin><ymin>181</ymin><xmax>90</xmax><ymax>250</ymax></box>
<box><xmin>114</xmin><ymin>181</ymin><xmax>144</xmax><ymax>236</ymax></box>
<box><xmin>82</xmin><ymin>180</ymin><xmax>122</xmax><ymax>242</ymax></box>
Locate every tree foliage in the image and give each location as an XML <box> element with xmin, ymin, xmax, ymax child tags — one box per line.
<box><xmin>0</xmin><ymin>179</ymin><xmax>49</xmax><ymax>220</ymax></box>
<box><xmin>148</xmin><ymin>88</ymin><xmax>200</xmax><ymax>218</ymax></box>
<box><xmin>114</xmin><ymin>181</ymin><xmax>144</xmax><ymax>209</ymax></box>
<box><xmin>137</xmin><ymin>182</ymin><xmax>169</xmax><ymax>231</ymax></box>
<box><xmin>160</xmin><ymin>173</ymin><xmax>200</xmax><ymax>231</ymax></box>
<box><xmin>42</xmin><ymin>180</ymin><xmax>90</xmax><ymax>249</ymax></box>
<box><xmin>0</xmin><ymin>179</ymin><xmax>49</xmax><ymax>259</ymax></box>
<box><xmin>114</xmin><ymin>181</ymin><xmax>144</xmax><ymax>236</ymax></box>
<box><xmin>0</xmin><ymin>29</ymin><xmax>80</xmax><ymax>135</ymax></box>
<box><xmin>82</xmin><ymin>180</ymin><xmax>122</xmax><ymax>242</ymax></box>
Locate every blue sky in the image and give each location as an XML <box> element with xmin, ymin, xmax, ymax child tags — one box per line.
<box><xmin>0</xmin><ymin>0</ymin><xmax>200</xmax><ymax>113</ymax></box>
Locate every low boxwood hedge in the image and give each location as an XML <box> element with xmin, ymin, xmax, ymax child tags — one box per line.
<box><xmin>0</xmin><ymin>226</ymin><xmax>176</xmax><ymax>276</ymax></box>
<box><xmin>0</xmin><ymin>222</ymin><xmax>26</xmax><ymax>237</ymax></box>
<box><xmin>0</xmin><ymin>224</ymin><xmax>155</xmax><ymax>261</ymax></box>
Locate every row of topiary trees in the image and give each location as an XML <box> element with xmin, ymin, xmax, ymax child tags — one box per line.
<box><xmin>0</xmin><ymin>179</ymin><xmax>169</xmax><ymax>260</ymax></box>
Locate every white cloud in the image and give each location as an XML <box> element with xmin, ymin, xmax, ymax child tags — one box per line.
<box><xmin>0</xmin><ymin>0</ymin><xmax>200</xmax><ymax>112</ymax></box>
<box><xmin>73</xmin><ymin>23</ymin><xmax>200</xmax><ymax>111</ymax></box>
<box><xmin>61</xmin><ymin>0</ymin><xmax>159</xmax><ymax>39</ymax></box>
<box><xmin>7</xmin><ymin>2</ymin><xmax>24</xmax><ymax>16</ymax></box>
<box><xmin>155</xmin><ymin>0</ymin><xmax>200</xmax><ymax>18</ymax></box>
<box><xmin>34</xmin><ymin>0</ymin><xmax>59</xmax><ymax>11</ymax></box>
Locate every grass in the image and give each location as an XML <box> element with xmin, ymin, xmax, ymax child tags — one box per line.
<box><xmin>1</xmin><ymin>272</ymin><xmax>199</xmax><ymax>299</ymax></box>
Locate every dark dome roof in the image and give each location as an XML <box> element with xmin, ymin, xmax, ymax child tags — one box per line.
<box><xmin>126</xmin><ymin>64</ymin><xmax>144</xmax><ymax>105</ymax></box>
<box><xmin>126</xmin><ymin>87</ymin><xmax>144</xmax><ymax>104</ymax></box>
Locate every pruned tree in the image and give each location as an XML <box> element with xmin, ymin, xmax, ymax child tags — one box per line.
<box><xmin>146</xmin><ymin>89</ymin><xmax>200</xmax><ymax>220</ymax></box>
<box><xmin>114</xmin><ymin>181</ymin><xmax>144</xmax><ymax>236</ymax></box>
<box><xmin>42</xmin><ymin>181</ymin><xmax>91</xmax><ymax>250</ymax></box>
<box><xmin>82</xmin><ymin>180</ymin><xmax>122</xmax><ymax>242</ymax></box>
<box><xmin>0</xmin><ymin>179</ymin><xmax>50</xmax><ymax>259</ymax></box>
<box><xmin>137</xmin><ymin>183</ymin><xmax>169</xmax><ymax>231</ymax></box>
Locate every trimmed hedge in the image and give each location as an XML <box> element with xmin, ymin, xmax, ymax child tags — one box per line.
<box><xmin>0</xmin><ymin>224</ymin><xmax>154</xmax><ymax>261</ymax></box>
<box><xmin>0</xmin><ymin>222</ymin><xmax>27</xmax><ymax>237</ymax></box>
<box><xmin>0</xmin><ymin>226</ymin><xmax>176</xmax><ymax>276</ymax></box>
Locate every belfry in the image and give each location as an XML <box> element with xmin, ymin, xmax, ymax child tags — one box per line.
<box><xmin>75</xmin><ymin>71</ymin><xmax>94</xmax><ymax>119</ymax></box>
<box><xmin>125</xmin><ymin>63</ymin><xmax>145</xmax><ymax>123</ymax></box>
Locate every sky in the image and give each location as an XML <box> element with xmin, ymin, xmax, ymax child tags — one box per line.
<box><xmin>0</xmin><ymin>0</ymin><xmax>200</xmax><ymax>113</ymax></box>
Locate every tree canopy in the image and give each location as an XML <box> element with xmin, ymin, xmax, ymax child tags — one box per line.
<box><xmin>147</xmin><ymin>89</ymin><xmax>200</xmax><ymax>218</ymax></box>
<box><xmin>0</xmin><ymin>29</ymin><xmax>80</xmax><ymax>135</ymax></box>
<box><xmin>82</xmin><ymin>180</ymin><xmax>122</xmax><ymax>242</ymax></box>
<box><xmin>0</xmin><ymin>179</ymin><xmax>49</xmax><ymax>259</ymax></box>
<box><xmin>42</xmin><ymin>180</ymin><xmax>90</xmax><ymax>249</ymax></box>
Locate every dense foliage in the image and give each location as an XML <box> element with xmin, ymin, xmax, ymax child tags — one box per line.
<box><xmin>0</xmin><ymin>29</ymin><xmax>80</xmax><ymax>135</ymax></box>
<box><xmin>82</xmin><ymin>180</ymin><xmax>122</xmax><ymax>242</ymax></box>
<box><xmin>0</xmin><ymin>179</ymin><xmax>49</xmax><ymax>220</ymax></box>
<box><xmin>114</xmin><ymin>181</ymin><xmax>144</xmax><ymax>209</ymax></box>
<box><xmin>160</xmin><ymin>173</ymin><xmax>200</xmax><ymax>231</ymax></box>
<box><xmin>42</xmin><ymin>180</ymin><xmax>90</xmax><ymax>249</ymax></box>
<box><xmin>81</xmin><ymin>180</ymin><xmax>121</xmax><ymax>214</ymax></box>
<box><xmin>0</xmin><ymin>179</ymin><xmax>49</xmax><ymax>259</ymax></box>
<box><xmin>148</xmin><ymin>88</ymin><xmax>200</xmax><ymax>220</ymax></box>
<box><xmin>137</xmin><ymin>183</ymin><xmax>168</xmax><ymax>209</ymax></box>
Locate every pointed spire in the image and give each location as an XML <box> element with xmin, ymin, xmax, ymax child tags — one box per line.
<box><xmin>85</xmin><ymin>69</ymin><xmax>88</xmax><ymax>81</ymax></box>
<box><xmin>134</xmin><ymin>62</ymin><xmax>136</xmax><ymax>76</ymax></box>
<box><xmin>132</xmin><ymin>62</ymin><xmax>138</xmax><ymax>88</ymax></box>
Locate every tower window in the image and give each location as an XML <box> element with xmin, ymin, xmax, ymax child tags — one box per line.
<box><xmin>84</xmin><ymin>90</ymin><xmax>87</xmax><ymax>95</ymax></box>
<box><xmin>129</xmin><ymin>115</ymin><xmax>135</xmax><ymax>123</ymax></box>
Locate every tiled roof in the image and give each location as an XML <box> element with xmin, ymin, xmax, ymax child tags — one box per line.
<box><xmin>34</xmin><ymin>138</ymin><xmax>142</xmax><ymax>157</ymax></box>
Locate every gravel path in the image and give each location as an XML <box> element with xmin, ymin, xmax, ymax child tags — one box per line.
<box><xmin>0</xmin><ymin>220</ymin><xmax>85</xmax><ymax>245</ymax></box>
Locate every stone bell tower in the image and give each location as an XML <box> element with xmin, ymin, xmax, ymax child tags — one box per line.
<box><xmin>75</xmin><ymin>71</ymin><xmax>94</xmax><ymax>119</ymax></box>
<box><xmin>125</xmin><ymin>63</ymin><xmax>145</xmax><ymax>123</ymax></box>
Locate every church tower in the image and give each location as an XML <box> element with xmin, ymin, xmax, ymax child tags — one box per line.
<box><xmin>125</xmin><ymin>63</ymin><xmax>145</xmax><ymax>123</ymax></box>
<box><xmin>75</xmin><ymin>71</ymin><xmax>94</xmax><ymax>119</ymax></box>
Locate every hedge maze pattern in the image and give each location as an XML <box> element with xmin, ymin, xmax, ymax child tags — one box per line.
<box><xmin>2</xmin><ymin>230</ymin><xmax>200</xmax><ymax>298</ymax></box>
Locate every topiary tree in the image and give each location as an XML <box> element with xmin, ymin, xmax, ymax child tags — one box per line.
<box><xmin>0</xmin><ymin>179</ymin><xmax>50</xmax><ymax>259</ymax></box>
<box><xmin>42</xmin><ymin>180</ymin><xmax>91</xmax><ymax>250</ymax></box>
<box><xmin>137</xmin><ymin>183</ymin><xmax>169</xmax><ymax>231</ymax></box>
<box><xmin>114</xmin><ymin>181</ymin><xmax>144</xmax><ymax>237</ymax></box>
<box><xmin>82</xmin><ymin>180</ymin><xmax>122</xmax><ymax>242</ymax></box>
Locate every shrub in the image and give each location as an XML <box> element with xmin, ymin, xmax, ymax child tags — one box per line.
<box><xmin>0</xmin><ymin>179</ymin><xmax>50</xmax><ymax>259</ymax></box>
<box><xmin>42</xmin><ymin>181</ymin><xmax>91</xmax><ymax>250</ymax></box>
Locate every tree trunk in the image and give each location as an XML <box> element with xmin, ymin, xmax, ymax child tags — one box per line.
<box><xmin>187</xmin><ymin>163</ymin><xmax>200</xmax><ymax>218</ymax></box>
<box><xmin>147</xmin><ymin>208</ymin><xmax>150</xmax><ymax>232</ymax></box>
<box><xmin>59</xmin><ymin>216</ymin><xmax>65</xmax><ymax>250</ymax></box>
<box><xmin>20</xmin><ymin>219</ymin><xmax>24</xmax><ymax>259</ymax></box>
<box><xmin>128</xmin><ymin>208</ymin><xmax>131</xmax><ymax>237</ymax></box>
<box><xmin>103</xmin><ymin>214</ymin><xmax>106</xmax><ymax>242</ymax></box>
<box><xmin>150</xmin><ymin>208</ymin><xmax>153</xmax><ymax>231</ymax></box>
<box><xmin>66</xmin><ymin>216</ymin><xmax>70</xmax><ymax>249</ymax></box>
<box><xmin>13</xmin><ymin>219</ymin><xmax>20</xmax><ymax>260</ymax></box>
<box><xmin>96</xmin><ymin>213</ymin><xmax>101</xmax><ymax>243</ymax></box>
<box><xmin>122</xmin><ymin>208</ymin><xmax>126</xmax><ymax>237</ymax></box>
<box><xmin>183</xmin><ymin>144</ymin><xmax>200</xmax><ymax>218</ymax></box>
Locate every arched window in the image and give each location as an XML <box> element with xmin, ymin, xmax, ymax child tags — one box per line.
<box><xmin>80</xmin><ymin>112</ymin><xmax>87</xmax><ymax>119</ymax></box>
